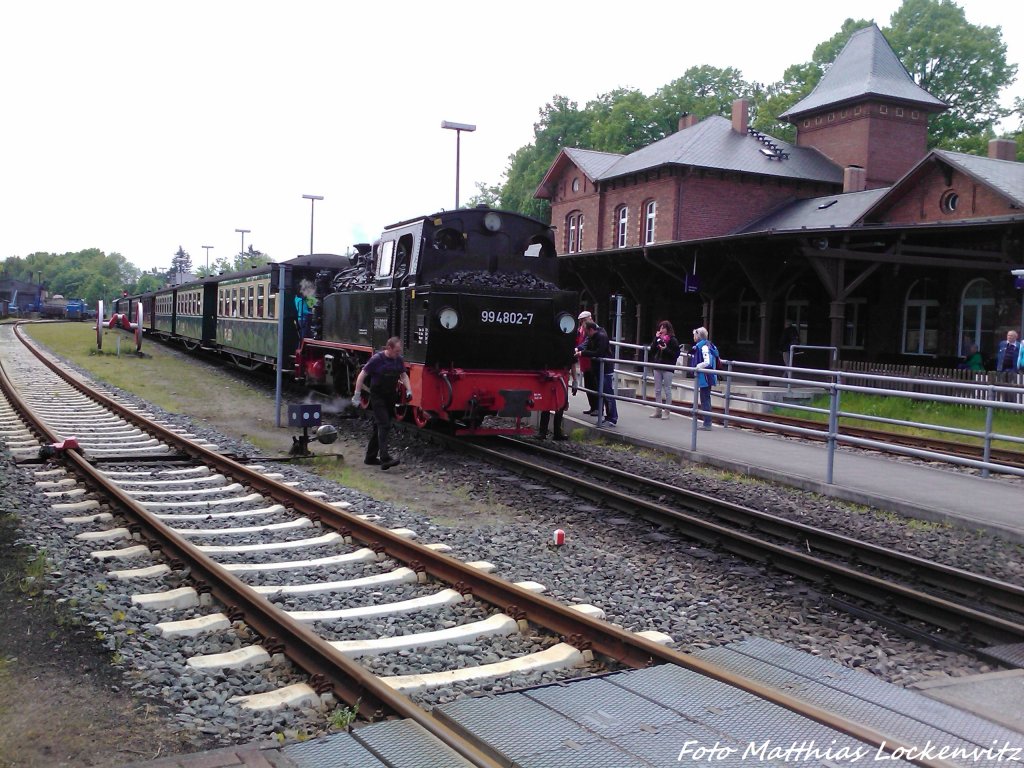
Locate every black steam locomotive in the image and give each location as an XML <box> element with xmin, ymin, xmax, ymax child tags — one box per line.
<box><xmin>294</xmin><ymin>207</ymin><xmax>578</xmax><ymax>432</ymax></box>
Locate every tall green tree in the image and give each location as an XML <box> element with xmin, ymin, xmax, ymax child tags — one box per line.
<box><xmin>169</xmin><ymin>246</ymin><xmax>192</xmax><ymax>282</ymax></box>
<box><xmin>886</xmin><ymin>0</ymin><xmax>1017</xmax><ymax>148</ymax></box>
<box><xmin>463</xmin><ymin>181</ymin><xmax>502</xmax><ymax>209</ymax></box>
<box><xmin>499</xmin><ymin>95</ymin><xmax>598</xmax><ymax>221</ymax></box>
<box><xmin>233</xmin><ymin>245</ymin><xmax>272</xmax><ymax>272</ymax></box>
<box><xmin>586</xmin><ymin>88</ymin><xmax>662</xmax><ymax>154</ymax></box>
<box><xmin>651</xmin><ymin>65</ymin><xmax>751</xmax><ymax>136</ymax></box>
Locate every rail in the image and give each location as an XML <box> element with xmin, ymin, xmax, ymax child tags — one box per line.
<box><xmin>591</xmin><ymin>341</ymin><xmax>1024</xmax><ymax>483</ymax></box>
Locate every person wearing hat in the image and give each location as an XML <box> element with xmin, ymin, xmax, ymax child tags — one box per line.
<box><xmin>575</xmin><ymin>311</ymin><xmax>599</xmax><ymax>414</ymax></box>
<box><xmin>576</xmin><ymin>320</ymin><xmax>618</xmax><ymax>426</ymax></box>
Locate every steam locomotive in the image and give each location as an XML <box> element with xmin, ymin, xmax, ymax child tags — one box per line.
<box><xmin>295</xmin><ymin>207</ymin><xmax>579</xmax><ymax>432</ymax></box>
<box><xmin>116</xmin><ymin>208</ymin><xmax>579</xmax><ymax>433</ymax></box>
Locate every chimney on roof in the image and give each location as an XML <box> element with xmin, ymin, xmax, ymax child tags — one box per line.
<box><xmin>678</xmin><ymin>113</ymin><xmax>698</xmax><ymax>131</ymax></box>
<box><xmin>843</xmin><ymin>165</ymin><xmax>867</xmax><ymax>193</ymax></box>
<box><xmin>731</xmin><ymin>98</ymin><xmax>749</xmax><ymax>134</ymax></box>
<box><xmin>988</xmin><ymin>138</ymin><xmax>1017</xmax><ymax>161</ymax></box>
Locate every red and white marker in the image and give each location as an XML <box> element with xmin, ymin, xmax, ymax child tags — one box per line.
<box><xmin>552</xmin><ymin>529</ymin><xmax>565</xmax><ymax>546</ymax></box>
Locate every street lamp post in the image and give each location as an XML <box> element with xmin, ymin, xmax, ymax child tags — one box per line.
<box><xmin>202</xmin><ymin>245</ymin><xmax>214</xmax><ymax>271</ymax></box>
<box><xmin>235</xmin><ymin>228</ymin><xmax>250</xmax><ymax>263</ymax></box>
<box><xmin>441</xmin><ymin>120</ymin><xmax>476</xmax><ymax>209</ymax></box>
<box><xmin>301</xmin><ymin>194</ymin><xmax>324</xmax><ymax>255</ymax></box>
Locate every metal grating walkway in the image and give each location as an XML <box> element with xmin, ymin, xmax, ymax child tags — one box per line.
<box><xmin>279</xmin><ymin>639</ymin><xmax>1023</xmax><ymax>768</ymax></box>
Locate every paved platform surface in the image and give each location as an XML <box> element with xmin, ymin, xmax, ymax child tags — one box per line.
<box><xmin>562</xmin><ymin>390</ymin><xmax>1024</xmax><ymax>543</ymax></box>
<box><xmin>912</xmin><ymin>669</ymin><xmax>1024</xmax><ymax>734</ymax></box>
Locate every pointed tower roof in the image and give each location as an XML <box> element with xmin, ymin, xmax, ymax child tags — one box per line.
<box><xmin>780</xmin><ymin>25</ymin><xmax>946</xmax><ymax>121</ymax></box>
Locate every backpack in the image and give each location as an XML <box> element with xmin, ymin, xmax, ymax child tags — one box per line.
<box><xmin>707</xmin><ymin>342</ymin><xmax>719</xmax><ymax>368</ymax></box>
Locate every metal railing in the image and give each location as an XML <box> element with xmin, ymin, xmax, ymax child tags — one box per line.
<box><xmin>574</xmin><ymin>341</ymin><xmax>1024</xmax><ymax>483</ymax></box>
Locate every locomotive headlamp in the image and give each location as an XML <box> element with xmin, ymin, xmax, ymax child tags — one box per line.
<box><xmin>557</xmin><ymin>312</ymin><xmax>576</xmax><ymax>333</ymax></box>
<box><xmin>439</xmin><ymin>307</ymin><xmax>459</xmax><ymax>329</ymax></box>
<box><xmin>483</xmin><ymin>211</ymin><xmax>502</xmax><ymax>232</ymax></box>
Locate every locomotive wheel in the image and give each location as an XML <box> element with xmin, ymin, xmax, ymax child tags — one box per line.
<box><xmin>412</xmin><ymin>407</ymin><xmax>430</xmax><ymax>428</ymax></box>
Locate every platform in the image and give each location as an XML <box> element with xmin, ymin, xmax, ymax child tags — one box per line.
<box><xmin>562</xmin><ymin>390</ymin><xmax>1024</xmax><ymax>543</ymax></box>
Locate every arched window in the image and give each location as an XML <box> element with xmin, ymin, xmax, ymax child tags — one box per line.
<box><xmin>958</xmin><ymin>278</ymin><xmax>994</xmax><ymax>356</ymax></box>
<box><xmin>565</xmin><ymin>211</ymin><xmax>584</xmax><ymax>254</ymax></box>
<box><xmin>902</xmin><ymin>279</ymin><xmax>939</xmax><ymax>355</ymax></box>
<box><xmin>644</xmin><ymin>200</ymin><xmax>657</xmax><ymax>245</ymax></box>
<box><xmin>616</xmin><ymin>206</ymin><xmax>628</xmax><ymax>248</ymax></box>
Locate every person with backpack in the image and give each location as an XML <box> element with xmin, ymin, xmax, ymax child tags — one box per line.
<box><xmin>691</xmin><ymin>326</ymin><xmax>718</xmax><ymax>430</ymax></box>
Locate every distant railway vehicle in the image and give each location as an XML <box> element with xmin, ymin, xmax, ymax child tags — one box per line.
<box><xmin>116</xmin><ymin>208</ymin><xmax>578</xmax><ymax>433</ymax></box>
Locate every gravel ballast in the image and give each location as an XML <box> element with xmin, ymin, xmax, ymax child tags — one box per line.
<box><xmin>2</xmin><ymin>341</ymin><xmax>1022</xmax><ymax>758</ymax></box>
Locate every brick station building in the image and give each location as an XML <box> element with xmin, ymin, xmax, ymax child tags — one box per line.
<box><xmin>539</xmin><ymin>25</ymin><xmax>1024</xmax><ymax>369</ymax></box>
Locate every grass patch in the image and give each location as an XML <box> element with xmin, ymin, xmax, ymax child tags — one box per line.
<box><xmin>299</xmin><ymin>460</ymin><xmax>397</xmax><ymax>501</ymax></box>
<box><xmin>776</xmin><ymin>390</ymin><xmax>1024</xmax><ymax>448</ymax></box>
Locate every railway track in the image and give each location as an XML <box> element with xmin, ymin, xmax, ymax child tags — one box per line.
<box><xmin>0</xmin><ymin>321</ymin><xmax>999</xmax><ymax>767</ymax></box>
<box><xmin>440</xmin><ymin>434</ymin><xmax>1024</xmax><ymax>663</ymax></box>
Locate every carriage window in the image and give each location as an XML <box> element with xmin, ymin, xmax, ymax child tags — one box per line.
<box><xmin>268</xmin><ymin>292</ymin><xmax>276</xmax><ymax>319</ymax></box>
<box><xmin>247</xmin><ymin>285</ymin><xmax>255</xmax><ymax>317</ymax></box>
<box><xmin>377</xmin><ymin>240</ymin><xmax>395</xmax><ymax>277</ymax></box>
<box><xmin>257</xmin><ymin>284</ymin><xmax>265</xmax><ymax>318</ymax></box>
<box><xmin>232</xmin><ymin>288</ymin><xmax>239</xmax><ymax>317</ymax></box>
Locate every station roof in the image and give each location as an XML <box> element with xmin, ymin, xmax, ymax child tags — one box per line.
<box><xmin>930</xmin><ymin>150</ymin><xmax>1024</xmax><ymax>208</ymax></box>
<box><xmin>536</xmin><ymin>117</ymin><xmax>842</xmax><ymax>199</ymax></box>
<box><xmin>738</xmin><ymin>188</ymin><xmax>889</xmax><ymax>234</ymax></box>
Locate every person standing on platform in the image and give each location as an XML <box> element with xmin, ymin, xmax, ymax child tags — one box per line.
<box><xmin>575</xmin><ymin>310</ymin><xmax>599</xmax><ymax>415</ymax></box>
<box><xmin>995</xmin><ymin>330</ymin><xmax>1022</xmax><ymax>402</ymax></box>
<box><xmin>692</xmin><ymin>326</ymin><xmax>718</xmax><ymax>430</ymax></box>
<box><xmin>996</xmin><ymin>330</ymin><xmax>1020</xmax><ymax>375</ymax></box>
<box><xmin>577</xmin><ymin>320</ymin><xmax>618</xmax><ymax>426</ymax></box>
<box><xmin>779</xmin><ymin>320</ymin><xmax>800</xmax><ymax>366</ymax></box>
<box><xmin>353</xmin><ymin>337</ymin><xmax>412</xmax><ymax>470</ymax></box>
<box><xmin>649</xmin><ymin>320</ymin><xmax>680</xmax><ymax>419</ymax></box>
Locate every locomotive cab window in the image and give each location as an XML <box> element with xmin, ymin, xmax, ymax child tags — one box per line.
<box><xmin>377</xmin><ymin>240</ymin><xmax>395</xmax><ymax>277</ymax></box>
<box><xmin>525</xmin><ymin>235</ymin><xmax>554</xmax><ymax>258</ymax></box>
<box><xmin>394</xmin><ymin>234</ymin><xmax>413</xmax><ymax>279</ymax></box>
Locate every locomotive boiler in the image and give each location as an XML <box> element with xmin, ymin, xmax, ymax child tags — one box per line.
<box><xmin>294</xmin><ymin>207</ymin><xmax>578</xmax><ymax>432</ymax></box>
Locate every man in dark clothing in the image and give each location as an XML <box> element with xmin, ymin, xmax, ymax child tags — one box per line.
<box><xmin>576</xmin><ymin>321</ymin><xmax>618</xmax><ymax>425</ymax></box>
<box><xmin>353</xmin><ymin>337</ymin><xmax>412</xmax><ymax>469</ymax></box>
<box><xmin>778</xmin><ymin>320</ymin><xmax>800</xmax><ymax>365</ymax></box>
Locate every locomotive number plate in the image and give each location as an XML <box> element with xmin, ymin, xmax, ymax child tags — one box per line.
<box><xmin>481</xmin><ymin>310</ymin><xmax>533</xmax><ymax>325</ymax></box>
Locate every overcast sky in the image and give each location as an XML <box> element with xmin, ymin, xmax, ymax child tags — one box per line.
<box><xmin>1</xmin><ymin>0</ymin><xmax>1020</xmax><ymax>274</ymax></box>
